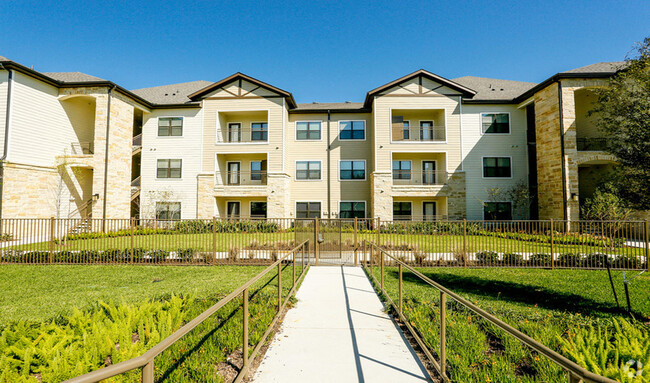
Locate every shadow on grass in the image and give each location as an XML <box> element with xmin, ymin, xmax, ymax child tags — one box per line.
<box><xmin>157</xmin><ymin>265</ymin><xmax>287</xmax><ymax>382</ymax></box>
<box><xmin>387</xmin><ymin>269</ymin><xmax>644</xmax><ymax>318</ymax></box>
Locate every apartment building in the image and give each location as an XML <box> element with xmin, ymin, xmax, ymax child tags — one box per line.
<box><xmin>0</xmin><ymin>55</ymin><xmax>625</xmax><ymax>222</ymax></box>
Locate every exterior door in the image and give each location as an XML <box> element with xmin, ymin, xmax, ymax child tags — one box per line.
<box><xmin>228</xmin><ymin>123</ymin><xmax>241</xmax><ymax>142</ymax></box>
<box><xmin>422</xmin><ymin>161</ymin><xmax>436</xmax><ymax>185</ymax></box>
<box><xmin>420</xmin><ymin>121</ymin><xmax>433</xmax><ymax>140</ymax></box>
<box><xmin>423</xmin><ymin>202</ymin><xmax>437</xmax><ymax>221</ymax></box>
<box><xmin>227</xmin><ymin>201</ymin><xmax>240</xmax><ymax>218</ymax></box>
<box><xmin>227</xmin><ymin>162</ymin><xmax>241</xmax><ymax>185</ymax></box>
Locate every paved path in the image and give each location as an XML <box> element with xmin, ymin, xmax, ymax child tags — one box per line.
<box><xmin>252</xmin><ymin>266</ymin><xmax>431</xmax><ymax>383</ymax></box>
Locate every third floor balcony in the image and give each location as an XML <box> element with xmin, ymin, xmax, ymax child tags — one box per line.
<box><xmin>391</xmin><ymin>109</ymin><xmax>446</xmax><ymax>143</ymax></box>
<box><xmin>216</xmin><ymin>110</ymin><xmax>269</xmax><ymax>144</ymax></box>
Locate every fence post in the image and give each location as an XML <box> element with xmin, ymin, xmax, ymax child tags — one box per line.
<box><xmin>243</xmin><ymin>288</ymin><xmax>249</xmax><ymax>367</ymax></box>
<box><xmin>645</xmin><ymin>220</ymin><xmax>649</xmax><ymax>272</ymax></box>
<box><xmin>463</xmin><ymin>219</ymin><xmax>467</xmax><ymax>268</ymax></box>
<box><xmin>49</xmin><ymin>217</ymin><xmax>55</xmax><ymax>263</ymax></box>
<box><xmin>377</xmin><ymin>217</ymin><xmax>381</xmax><ymax>247</ymax></box>
<box><xmin>550</xmin><ymin>219</ymin><xmax>555</xmax><ymax>268</ymax></box>
<box><xmin>440</xmin><ymin>291</ymin><xmax>447</xmax><ymax>379</ymax></box>
<box><xmin>380</xmin><ymin>249</ymin><xmax>384</xmax><ymax>291</ymax></box>
<box><xmin>293</xmin><ymin>248</ymin><xmax>296</xmax><ymax>287</ymax></box>
<box><xmin>277</xmin><ymin>262</ymin><xmax>282</xmax><ymax>312</ymax></box>
<box><xmin>314</xmin><ymin>218</ymin><xmax>320</xmax><ymax>265</ymax></box>
<box><xmin>142</xmin><ymin>359</ymin><xmax>154</xmax><ymax>383</ymax></box>
<box><xmin>398</xmin><ymin>263</ymin><xmax>403</xmax><ymax>315</ymax></box>
<box><xmin>354</xmin><ymin>217</ymin><xmax>358</xmax><ymax>266</ymax></box>
<box><xmin>212</xmin><ymin>217</ymin><xmax>216</xmax><ymax>265</ymax></box>
<box><xmin>130</xmin><ymin>217</ymin><xmax>135</xmax><ymax>264</ymax></box>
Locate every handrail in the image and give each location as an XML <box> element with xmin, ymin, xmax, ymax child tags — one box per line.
<box><xmin>68</xmin><ymin>198</ymin><xmax>94</xmax><ymax>219</ymax></box>
<box><xmin>362</xmin><ymin>240</ymin><xmax>618</xmax><ymax>383</ymax></box>
<box><xmin>64</xmin><ymin>239</ymin><xmax>311</xmax><ymax>383</ymax></box>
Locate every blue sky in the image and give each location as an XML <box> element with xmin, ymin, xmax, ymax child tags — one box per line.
<box><xmin>1</xmin><ymin>0</ymin><xmax>648</xmax><ymax>103</ymax></box>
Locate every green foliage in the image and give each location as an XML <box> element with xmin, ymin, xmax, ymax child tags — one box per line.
<box><xmin>582</xmin><ymin>189</ymin><xmax>632</xmax><ymax>222</ymax></box>
<box><xmin>476</xmin><ymin>250</ymin><xmax>499</xmax><ymax>265</ymax></box>
<box><xmin>502</xmin><ymin>252</ymin><xmax>524</xmax><ymax>265</ymax></box>
<box><xmin>591</xmin><ymin>37</ymin><xmax>650</xmax><ymax>209</ymax></box>
<box><xmin>529</xmin><ymin>253</ymin><xmax>552</xmax><ymax>265</ymax></box>
<box><xmin>559</xmin><ymin>253</ymin><xmax>583</xmax><ymax>267</ymax></box>
<box><xmin>557</xmin><ymin>318</ymin><xmax>650</xmax><ymax>382</ymax></box>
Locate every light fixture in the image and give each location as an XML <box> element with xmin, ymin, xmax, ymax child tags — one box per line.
<box><xmin>571</xmin><ymin>193</ymin><xmax>578</xmax><ymax>201</ymax></box>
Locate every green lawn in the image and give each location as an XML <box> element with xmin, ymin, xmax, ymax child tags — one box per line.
<box><xmin>0</xmin><ymin>263</ymin><xmax>307</xmax><ymax>382</ymax></box>
<box><xmin>368</xmin><ymin>266</ymin><xmax>650</xmax><ymax>382</ymax></box>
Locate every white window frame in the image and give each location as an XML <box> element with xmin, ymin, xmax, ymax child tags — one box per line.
<box><xmin>481</xmin><ymin>156</ymin><xmax>513</xmax><ymax>179</ymax></box>
<box><xmin>156</xmin><ymin>116</ymin><xmax>184</xmax><ymax>138</ymax></box>
<box><xmin>338</xmin><ymin>159</ymin><xmax>367</xmax><ymax>181</ymax></box>
<box><xmin>155</xmin><ymin>201</ymin><xmax>182</xmax><ymax>220</ymax></box>
<box><xmin>338</xmin><ymin>200</ymin><xmax>367</xmax><ymax>219</ymax></box>
<box><xmin>295</xmin><ymin>201</ymin><xmax>323</xmax><ymax>219</ymax></box>
<box><xmin>338</xmin><ymin>120</ymin><xmax>366</xmax><ymax>141</ymax></box>
<box><xmin>295</xmin><ymin>120</ymin><xmax>323</xmax><ymax>141</ymax></box>
<box><xmin>155</xmin><ymin>158</ymin><xmax>183</xmax><ymax>180</ymax></box>
<box><xmin>250</xmin><ymin>121</ymin><xmax>269</xmax><ymax>142</ymax></box>
<box><xmin>480</xmin><ymin>112</ymin><xmax>511</xmax><ymax>135</ymax></box>
<box><xmin>295</xmin><ymin>160</ymin><xmax>322</xmax><ymax>181</ymax></box>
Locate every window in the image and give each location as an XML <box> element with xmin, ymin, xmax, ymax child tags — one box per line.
<box><xmin>296</xmin><ymin>202</ymin><xmax>321</xmax><ymax>218</ymax></box>
<box><xmin>420</xmin><ymin>121</ymin><xmax>434</xmax><ymax>140</ymax></box>
<box><xmin>157</xmin><ymin>159</ymin><xmax>182</xmax><ymax>178</ymax></box>
<box><xmin>423</xmin><ymin>202</ymin><xmax>437</xmax><ymax>221</ymax></box>
<box><xmin>251</xmin><ymin>122</ymin><xmax>268</xmax><ymax>141</ymax></box>
<box><xmin>156</xmin><ymin>202</ymin><xmax>181</xmax><ymax>220</ymax></box>
<box><xmin>158</xmin><ymin>117</ymin><xmax>183</xmax><ymax>136</ymax></box>
<box><xmin>403</xmin><ymin>121</ymin><xmax>410</xmax><ymax>140</ymax></box>
<box><xmin>392</xmin><ymin>160</ymin><xmax>411</xmax><ymax>180</ymax></box>
<box><xmin>483</xmin><ymin>157</ymin><xmax>511</xmax><ymax>178</ymax></box>
<box><xmin>482</xmin><ymin>113</ymin><xmax>510</xmax><ymax>134</ymax></box>
<box><xmin>228</xmin><ymin>123</ymin><xmax>241</xmax><ymax>142</ymax></box>
<box><xmin>296</xmin><ymin>121</ymin><xmax>321</xmax><ymax>140</ymax></box>
<box><xmin>250</xmin><ymin>202</ymin><xmax>267</xmax><ymax>218</ymax></box>
<box><xmin>393</xmin><ymin>202</ymin><xmax>412</xmax><ymax>221</ymax></box>
<box><xmin>484</xmin><ymin>202</ymin><xmax>513</xmax><ymax>220</ymax></box>
<box><xmin>251</xmin><ymin>161</ymin><xmax>266</xmax><ymax>182</ymax></box>
<box><xmin>339</xmin><ymin>202</ymin><xmax>365</xmax><ymax>219</ymax></box>
<box><xmin>227</xmin><ymin>201</ymin><xmax>240</xmax><ymax>218</ymax></box>
<box><xmin>340</xmin><ymin>161</ymin><xmax>366</xmax><ymax>180</ymax></box>
<box><xmin>296</xmin><ymin>161</ymin><xmax>321</xmax><ymax>180</ymax></box>
<box><xmin>340</xmin><ymin>121</ymin><xmax>365</xmax><ymax>140</ymax></box>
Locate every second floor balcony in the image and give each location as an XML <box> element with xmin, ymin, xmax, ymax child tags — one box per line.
<box><xmin>576</xmin><ymin>137</ymin><xmax>613</xmax><ymax>152</ymax></box>
<box><xmin>392</xmin><ymin>125</ymin><xmax>446</xmax><ymax>142</ymax></box>
<box><xmin>214</xmin><ymin>171</ymin><xmax>269</xmax><ymax>195</ymax></box>
<box><xmin>391</xmin><ymin>170</ymin><xmax>450</xmax><ymax>196</ymax></box>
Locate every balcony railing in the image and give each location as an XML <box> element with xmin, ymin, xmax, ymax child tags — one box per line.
<box><xmin>392</xmin><ymin>126</ymin><xmax>446</xmax><ymax>142</ymax></box>
<box><xmin>393</xmin><ymin>215</ymin><xmax>448</xmax><ymax>221</ymax></box>
<box><xmin>392</xmin><ymin>171</ymin><xmax>449</xmax><ymax>186</ymax></box>
<box><xmin>133</xmin><ymin>134</ymin><xmax>142</xmax><ymax>147</ymax></box>
<box><xmin>70</xmin><ymin>142</ymin><xmax>93</xmax><ymax>155</ymax></box>
<box><xmin>217</xmin><ymin>127</ymin><xmax>269</xmax><ymax>143</ymax></box>
<box><xmin>576</xmin><ymin>137</ymin><xmax>612</xmax><ymax>151</ymax></box>
<box><xmin>215</xmin><ymin>171</ymin><xmax>268</xmax><ymax>186</ymax></box>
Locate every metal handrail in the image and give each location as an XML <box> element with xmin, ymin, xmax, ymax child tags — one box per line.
<box><xmin>392</xmin><ymin>170</ymin><xmax>449</xmax><ymax>185</ymax></box>
<box><xmin>64</xmin><ymin>239</ymin><xmax>311</xmax><ymax>383</ymax></box>
<box><xmin>70</xmin><ymin>141</ymin><xmax>93</xmax><ymax>155</ymax></box>
<box><xmin>217</xmin><ymin>126</ymin><xmax>269</xmax><ymax>143</ymax></box>
<box><xmin>392</xmin><ymin>125</ymin><xmax>446</xmax><ymax>141</ymax></box>
<box><xmin>215</xmin><ymin>170</ymin><xmax>268</xmax><ymax>186</ymax></box>
<box><xmin>132</xmin><ymin>133</ymin><xmax>142</xmax><ymax>147</ymax></box>
<box><xmin>362</xmin><ymin>240</ymin><xmax>618</xmax><ymax>383</ymax></box>
<box><xmin>68</xmin><ymin>198</ymin><xmax>94</xmax><ymax>219</ymax></box>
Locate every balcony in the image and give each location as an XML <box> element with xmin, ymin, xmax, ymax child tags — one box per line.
<box><xmin>214</xmin><ymin>171</ymin><xmax>268</xmax><ymax>196</ymax></box>
<box><xmin>391</xmin><ymin>170</ymin><xmax>449</xmax><ymax>196</ymax></box>
<box><xmin>132</xmin><ymin>134</ymin><xmax>142</xmax><ymax>155</ymax></box>
<box><xmin>71</xmin><ymin>141</ymin><xmax>93</xmax><ymax>155</ymax></box>
<box><xmin>576</xmin><ymin>138</ymin><xmax>613</xmax><ymax>151</ymax></box>
<box><xmin>392</xmin><ymin>125</ymin><xmax>446</xmax><ymax>142</ymax></box>
<box><xmin>217</xmin><ymin>127</ymin><xmax>269</xmax><ymax>143</ymax></box>
<box><xmin>131</xmin><ymin>176</ymin><xmax>141</xmax><ymax>200</ymax></box>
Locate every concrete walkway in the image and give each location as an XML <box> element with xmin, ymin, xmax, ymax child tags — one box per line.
<box><xmin>252</xmin><ymin>266</ymin><xmax>431</xmax><ymax>383</ymax></box>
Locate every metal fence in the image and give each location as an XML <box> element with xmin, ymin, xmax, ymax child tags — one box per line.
<box><xmin>362</xmin><ymin>240</ymin><xmax>618</xmax><ymax>383</ymax></box>
<box><xmin>63</xmin><ymin>240</ymin><xmax>310</xmax><ymax>383</ymax></box>
<box><xmin>0</xmin><ymin>217</ymin><xmax>647</xmax><ymax>270</ymax></box>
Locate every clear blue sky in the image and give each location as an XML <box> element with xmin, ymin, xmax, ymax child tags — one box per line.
<box><xmin>1</xmin><ymin>0</ymin><xmax>648</xmax><ymax>103</ymax></box>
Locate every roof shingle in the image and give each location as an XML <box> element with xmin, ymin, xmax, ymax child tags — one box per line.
<box><xmin>130</xmin><ymin>80</ymin><xmax>213</xmax><ymax>105</ymax></box>
<box><xmin>561</xmin><ymin>61</ymin><xmax>627</xmax><ymax>74</ymax></box>
<box><xmin>452</xmin><ymin>76</ymin><xmax>537</xmax><ymax>101</ymax></box>
<box><xmin>43</xmin><ymin>72</ymin><xmax>105</xmax><ymax>82</ymax></box>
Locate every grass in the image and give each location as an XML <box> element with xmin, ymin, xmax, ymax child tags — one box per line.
<box><xmin>367</xmin><ymin>266</ymin><xmax>650</xmax><ymax>382</ymax></box>
<box><xmin>0</xmin><ymin>263</ymin><xmax>307</xmax><ymax>382</ymax></box>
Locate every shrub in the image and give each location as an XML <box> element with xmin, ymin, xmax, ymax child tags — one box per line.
<box><xmin>475</xmin><ymin>250</ymin><xmax>499</xmax><ymax>265</ymax></box>
<box><xmin>584</xmin><ymin>253</ymin><xmax>611</xmax><ymax>268</ymax></box>
<box><xmin>558</xmin><ymin>252</ymin><xmax>583</xmax><ymax>267</ymax></box>
<box><xmin>612</xmin><ymin>254</ymin><xmax>643</xmax><ymax>269</ymax></box>
<box><xmin>502</xmin><ymin>252</ymin><xmax>524</xmax><ymax>265</ymax></box>
<box><xmin>452</xmin><ymin>247</ymin><xmax>467</xmax><ymax>266</ymax></box>
<box><xmin>103</xmin><ymin>249</ymin><xmax>124</xmax><ymax>262</ymax></box>
<box><xmin>270</xmin><ymin>250</ymin><xmax>278</xmax><ymax>262</ymax></box>
<box><xmin>79</xmin><ymin>249</ymin><xmax>101</xmax><ymax>262</ymax></box>
<box><xmin>23</xmin><ymin>251</ymin><xmax>50</xmax><ymax>263</ymax></box>
<box><xmin>414</xmin><ymin>251</ymin><xmax>426</xmax><ymax>266</ymax></box>
<box><xmin>228</xmin><ymin>247</ymin><xmax>239</xmax><ymax>262</ymax></box>
<box><xmin>529</xmin><ymin>253</ymin><xmax>552</xmax><ymax>265</ymax></box>
<box><xmin>148</xmin><ymin>250</ymin><xmax>170</xmax><ymax>262</ymax></box>
<box><xmin>173</xmin><ymin>220</ymin><xmax>210</xmax><ymax>234</ymax></box>
<box><xmin>54</xmin><ymin>251</ymin><xmax>76</xmax><ymax>263</ymax></box>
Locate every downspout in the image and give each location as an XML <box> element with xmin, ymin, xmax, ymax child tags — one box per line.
<box><xmin>101</xmin><ymin>85</ymin><xmax>116</xmax><ymax>231</ymax></box>
<box><xmin>327</xmin><ymin>109</ymin><xmax>331</xmax><ymax>218</ymax></box>
<box><xmin>557</xmin><ymin>81</ymin><xmax>568</xmax><ymax>225</ymax></box>
<box><xmin>0</xmin><ymin>65</ymin><xmax>13</xmax><ymax>221</ymax></box>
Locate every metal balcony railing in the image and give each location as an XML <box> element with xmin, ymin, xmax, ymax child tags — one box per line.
<box><xmin>392</xmin><ymin>126</ymin><xmax>446</xmax><ymax>142</ymax></box>
<box><xmin>133</xmin><ymin>133</ymin><xmax>142</xmax><ymax>147</ymax></box>
<box><xmin>576</xmin><ymin>137</ymin><xmax>612</xmax><ymax>151</ymax></box>
<box><xmin>215</xmin><ymin>171</ymin><xmax>268</xmax><ymax>186</ymax></box>
<box><xmin>70</xmin><ymin>142</ymin><xmax>93</xmax><ymax>155</ymax></box>
<box><xmin>392</xmin><ymin>170</ymin><xmax>449</xmax><ymax>186</ymax></box>
<box><xmin>217</xmin><ymin>127</ymin><xmax>269</xmax><ymax>143</ymax></box>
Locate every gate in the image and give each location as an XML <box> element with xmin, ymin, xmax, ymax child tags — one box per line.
<box><xmin>313</xmin><ymin>218</ymin><xmax>374</xmax><ymax>266</ymax></box>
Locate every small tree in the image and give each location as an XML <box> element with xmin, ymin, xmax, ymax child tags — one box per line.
<box><xmin>581</xmin><ymin>189</ymin><xmax>631</xmax><ymax>222</ymax></box>
<box><xmin>591</xmin><ymin>37</ymin><xmax>650</xmax><ymax>210</ymax></box>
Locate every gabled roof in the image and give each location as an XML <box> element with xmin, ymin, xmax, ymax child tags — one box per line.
<box><xmin>364</xmin><ymin>69</ymin><xmax>477</xmax><ymax>108</ymax></box>
<box><xmin>452</xmin><ymin>76</ymin><xmax>537</xmax><ymax>102</ymax></box>
<box><xmin>43</xmin><ymin>72</ymin><xmax>106</xmax><ymax>82</ymax></box>
<box><xmin>0</xmin><ymin>55</ymin><xmax>10</xmax><ymax>62</ymax></box>
<box><xmin>561</xmin><ymin>61</ymin><xmax>627</xmax><ymax>74</ymax></box>
<box><xmin>131</xmin><ymin>80</ymin><xmax>212</xmax><ymax>105</ymax></box>
<box><xmin>188</xmin><ymin>72</ymin><xmax>297</xmax><ymax>108</ymax></box>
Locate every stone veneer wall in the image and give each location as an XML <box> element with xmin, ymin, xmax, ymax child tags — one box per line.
<box><xmin>534</xmin><ymin>82</ymin><xmax>565</xmax><ymax>220</ymax></box>
<box><xmin>370</xmin><ymin>172</ymin><xmax>393</xmax><ymax>220</ymax></box>
<box><xmin>266</xmin><ymin>173</ymin><xmax>291</xmax><ymax>218</ymax></box>
<box><xmin>446</xmin><ymin>172</ymin><xmax>466</xmax><ymax>220</ymax></box>
<box><xmin>196</xmin><ymin>174</ymin><xmax>215</xmax><ymax>219</ymax></box>
<box><xmin>1</xmin><ymin>163</ymin><xmax>59</xmax><ymax>219</ymax></box>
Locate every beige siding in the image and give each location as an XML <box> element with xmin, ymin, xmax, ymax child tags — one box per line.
<box><xmin>286</xmin><ymin>112</ymin><xmax>373</xmax><ymax>218</ymax></box>
<box><xmin>0</xmin><ymin>70</ymin><xmax>7</xmax><ymax>157</ymax></box>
